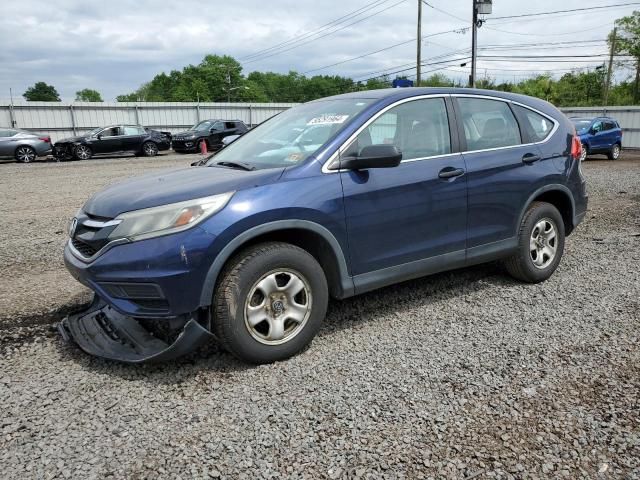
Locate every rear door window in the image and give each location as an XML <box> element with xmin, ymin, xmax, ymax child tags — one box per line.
<box><xmin>512</xmin><ymin>105</ymin><xmax>554</xmax><ymax>143</ymax></box>
<box><xmin>457</xmin><ymin>98</ymin><xmax>521</xmax><ymax>151</ymax></box>
<box><xmin>123</xmin><ymin>126</ymin><xmax>143</xmax><ymax>136</ymax></box>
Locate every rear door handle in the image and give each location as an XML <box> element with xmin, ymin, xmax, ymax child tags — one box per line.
<box><xmin>438</xmin><ymin>167</ymin><xmax>465</xmax><ymax>179</ymax></box>
<box><xmin>522</xmin><ymin>153</ymin><xmax>541</xmax><ymax>164</ymax></box>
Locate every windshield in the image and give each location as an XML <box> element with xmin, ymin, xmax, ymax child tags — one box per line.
<box><xmin>207</xmin><ymin>98</ymin><xmax>374</xmax><ymax>169</ymax></box>
<box><xmin>191</xmin><ymin>121</ymin><xmax>214</xmax><ymax>131</ymax></box>
<box><xmin>572</xmin><ymin>120</ymin><xmax>592</xmax><ymax>133</ymax></box>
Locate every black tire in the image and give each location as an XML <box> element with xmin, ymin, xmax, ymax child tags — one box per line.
<box><xmin>74</xmin><ymin>144</ymin><xmax>92</xmax><ymax>160</ymax></box>
<box><xmin>503</xmin><ymin>201</ymin><xmax>565</xmax><ymax>283</ymax></box>
<box><xmin>15</xmin><ymin>145</ymin><xmax>37</xmax><ymax>163</ymax></box>
<box><xmin>607</xmin><ymin>143</ymin><xmax>621</xmax><ymax>160</ymax></box>
<box><xmin>213</xmin><ymin>242</ymin><xmax>328</xmax><ymax>364</ymax></box>
<box><xmin>142</xmin><ymin>141</ymin><xmax>159</xmax><ymax>157</ymax></box>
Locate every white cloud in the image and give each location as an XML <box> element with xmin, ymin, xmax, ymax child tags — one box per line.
<box><xmin>0</xmin><ymin>0</ymin><xmax>633</xmax><ymax>101</ymax></box>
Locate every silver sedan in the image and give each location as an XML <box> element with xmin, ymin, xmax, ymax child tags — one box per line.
<box><xmin>0</xmin><ymin>128</ymin><xmax>52</xmax><ymax>163</ymax></box>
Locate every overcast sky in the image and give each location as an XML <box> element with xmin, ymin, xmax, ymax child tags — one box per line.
<box><xmin>1</xmin><ymin>0</ymin><xmax>636</xmax><ymax>101</ymax></box>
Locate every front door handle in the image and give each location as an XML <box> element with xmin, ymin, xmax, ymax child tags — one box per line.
<box><xmin>438</xmin><ymin>167</ymin><xmax>465</xmax><ymax>179</ymax></box>
<box><xmin>522</xmin><ymin>153</ymin><xmax>541</xmax><ymax>164</ymax></box>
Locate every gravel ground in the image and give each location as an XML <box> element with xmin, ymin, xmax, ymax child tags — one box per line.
<box><xmin>0</xmin><ymin>152</ymin><xmax>639</xmax><ymax>479</ymax></box>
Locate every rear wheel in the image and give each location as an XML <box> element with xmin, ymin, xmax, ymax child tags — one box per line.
<box><xmin>503</xmin><ymin>202</ymin><xmax>565</xmax><ymax>283</ymax></box>
<box><xmin>607</xmin><ymin>143</ymin><xmax>620</xmax><ymax>160</ymax></box>
<box><xmin>142</xmin><ymin>141</ymin><xmax>158</xmax><ymax>157</ymax></box>
<box><xmin>213</xmin><ymin>242</ymin><xmax>328</xmax><ymax>364</ymax></box>
<box><xmin>15</xmin><ymin>145</ymin><xmax>37</xmax><ymax>163</ymax></box>
<box><xmin>74</xmin><ymin>145</ymin><xmax>92</xmax><ymax>160</ymax></box>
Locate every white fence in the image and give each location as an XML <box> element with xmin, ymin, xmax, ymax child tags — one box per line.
<box><xmin>2</xmin><ymin>101</ymin><xmax>640</xmax><ymax>147</ymax></box>
<box><xmin>0</xmin><ymin>101</ymin><xmax>297</xmax><ymax>142</ymax></box>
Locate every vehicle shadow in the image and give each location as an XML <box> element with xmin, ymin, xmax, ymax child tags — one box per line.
<box><xmin>54</xmin><ymin>262</ymin><xmax>516</xmax><ymax>384</ymax></box>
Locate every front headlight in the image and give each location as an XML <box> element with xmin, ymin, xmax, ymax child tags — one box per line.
<box><xmin>108</xmin><ymin>192</ymin><xmax>233</xmax><ymax>241</ymax></box>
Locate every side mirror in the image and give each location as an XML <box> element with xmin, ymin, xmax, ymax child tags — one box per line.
<box><xmin>340</xmin><ymin>144</ymin><xmax>402</xmax><ymax>170</ymax></box>
<box><xmin>96</xmin><ymin>134</ymin><xmax>102</xmax><ymax>140</ymax></box>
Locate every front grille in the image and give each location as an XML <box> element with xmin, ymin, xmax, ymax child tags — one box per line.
<box><xmin>71</xmin><ymin>238</ymin><xmax>97</xmax><ymax>257</ymax></box>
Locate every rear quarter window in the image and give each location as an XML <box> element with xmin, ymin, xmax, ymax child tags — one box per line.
<box><xmin>513</xmin><ymin>105</ymin><xmax>555</xmax><ymax>143</ymax></box>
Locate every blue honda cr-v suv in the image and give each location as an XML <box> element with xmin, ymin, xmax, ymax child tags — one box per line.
<box><xmin>60</xmin><ymin>88</ymin><xmax>588</xmax><ymax>364</ymax></box>
<box><xmin>571</xmin><ymin>116</ymin><xmax>622</xmax><ymax>161</ymax></box>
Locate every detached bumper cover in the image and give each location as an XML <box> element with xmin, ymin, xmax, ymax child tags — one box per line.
<box><xmin>57</xmin><ymin>296</ymin><xmax>214</xmax><ymax>363</ymax></box>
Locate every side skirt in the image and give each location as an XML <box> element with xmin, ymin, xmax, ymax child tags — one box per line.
<box><xmin>350</xmin><ymin>237</ymin><xmax>517</xmax><ymax>296</ymax></box>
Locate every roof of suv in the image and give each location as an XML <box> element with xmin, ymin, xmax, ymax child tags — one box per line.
<box><xmin>319</xmin><ymin>87</ymin><xmax>559</xmax><ymax>117</ymax></box>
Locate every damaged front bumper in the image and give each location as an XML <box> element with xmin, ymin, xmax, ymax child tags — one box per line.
<box><xmin>57</xmin><ymin>296</ymin><xmax>215</xmax><ymax>363</ymax></box>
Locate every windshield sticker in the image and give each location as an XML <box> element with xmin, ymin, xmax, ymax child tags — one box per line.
<box><xmin>307</xmin><ymin>114</ymin><xmax>349</xmax><ymax>126</ymax></box>
<box><xmin>287</xmin><ymin>153</ymin><xmax>305</xmax><ymax>163</ymax></box>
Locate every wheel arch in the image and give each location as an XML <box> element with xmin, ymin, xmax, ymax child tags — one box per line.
<box><xmin>199</xmin><ymin>220</ymin><xmax>354</xmax><ymax>307</ymax></box>
<box><xmin>519</xmin><ymin>185</ymin><xmax>576</xmax><ymax>236</ymax></box>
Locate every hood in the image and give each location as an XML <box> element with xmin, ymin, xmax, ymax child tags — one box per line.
<box><xmin>83</xmin><ymin>166</ymin><xmax>284</xmax><ymax>218</ymax></box>
<box><xmin>174</xmin><ymin>129</ymin><xmax>203</xmax><ymax>137</ymax></box>
<box><xmin>56</xmin><ymin>135</ymin><xmax>88</xmax><ymax>144</ymax></box>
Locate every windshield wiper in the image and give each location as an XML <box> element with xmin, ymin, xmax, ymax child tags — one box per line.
<box><xmin>215</xmin><ymin>161</ymin><xmax>256</xmax><ymax>171</ymax></box>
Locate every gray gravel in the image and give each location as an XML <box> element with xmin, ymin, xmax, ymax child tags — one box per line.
<box><xmin>1</xmin><ymin>153</ymin><xmax>639</xmax><ymax>479</ymax></box>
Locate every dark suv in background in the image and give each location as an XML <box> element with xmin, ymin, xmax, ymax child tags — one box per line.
<box><xmin>60</xmin><ymin>88</ymin><xmax>587</xmax><ymax>365</ymax></box>
<box><xmin>172</xmin><ymin>119</ymin><xmax>249</xmax><ymax>153</ymax></box>
<box><xmin>572</xmin><ymin>116</ymin><xmax>622</xmax><ymax>161</ymax></box>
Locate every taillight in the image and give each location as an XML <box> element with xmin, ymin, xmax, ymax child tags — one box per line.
<box><xmin>39</xmin><ymin>137</ymin><xmax>51</xmax><ymax>143</ymax></box>
<box><xmin>570</xmin><ymin>134</ymin><xmax>582</xmax><ymax>160</ymax></box>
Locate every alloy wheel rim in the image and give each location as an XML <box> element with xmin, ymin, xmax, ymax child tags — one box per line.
<box><xmin>613</xmin><ymin>145</ymin><xmax>620</xmax><ymax>159</ymax></box>
<box><xmin>144</xmin><ymin>143</ymin><xmax>157</xmax><ymax>155</ymax></box>
<box><xmin>76</xmin><ymin>146</ymin><xmax>90</xmax><ymax>159</ymax></box>
<box><xmin>580</xmin><ymin>146</ymin><xmax>587</xmax><ymax>162</ymax></box>
<box><xmin>17</xmin><ymin>147</ymin><xmax>35</xmax><ymax>162</ymax></box>
<box><xmin>244</xmin><ymin>269</ymin><xmax>312</xmax><ymax>346</ymax></box>
<box><xmin>529</xmin><ymin>218</ymin><xmax>557</xmax><ymax>269</ymax></box>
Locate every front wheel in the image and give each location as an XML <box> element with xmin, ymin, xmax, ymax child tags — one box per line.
<box><xmin>142</xmin><ymin>141</ymin><xmax>158</xmax><ymax>157</ymax></box>
<box><xmin>74</xmin><ymin>145</ymin><xmax>92</xmax><ymax>160</ymax></box>
<box><xmin>503</xmin><ymin>202</ymin><xmax>565</xmax><ymax>283</ymax></box>
<box><xmin>580</xmin><ymin>143</ymin><xmax>588</xmax><ymax>162</ymax></box>
<box><xmin>607</xmin><ymin>143</ymin><xmax>621</xmax><ymax>160</ymax></box>
<box><xmin>15</xmin><ymin>145</ymin><xmax>37</xmax><ymax>163</ymax></box>
<box><xmin>213</xmin><ymin>242</ymin><xmax>328</xmax><ymax>364</ymax></box>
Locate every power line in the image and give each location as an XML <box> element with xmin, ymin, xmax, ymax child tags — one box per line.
<box><xmin>301</xmin><ymin>25</ymin><xmax>471</xmax><ymax>75</ymax></box>
<box><xmin>241</xmin><ymin>0</ymin><xmax>408</xmax><ymax>65</ymax></box>
<box><xmin>490</xmin><ymin>2</ymin><xmax>640</xmax><ymax>20</ymax></box>
<box><xmin>239</xmin><ymin>0</ymin><xmax>392</xmax><ymax>61</ymax></box>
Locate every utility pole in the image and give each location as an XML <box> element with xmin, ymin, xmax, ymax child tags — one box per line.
<box><xmin>470</xmin><ymin>0</ymin><xmax>478</xmax><ymax>88</ymax></box>
<box><xmin>604</xmin><ymin>26</ymin><xmax>617</xmax><ymax>106</ymax></box>
<box><xmin>417</xmin><ymin>0</ymin><xmax>422</xmax><ymax>85</ymax></box>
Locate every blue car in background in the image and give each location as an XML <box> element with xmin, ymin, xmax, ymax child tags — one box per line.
<box><xmin>59</xmin><ymin>88</ymin><xmax>588</xmax><ymax>365</ymax></box>
<box><xmin>571</xmin><ymin>117</ymin><xmax>622</xmax><ymax>161</ymax></box>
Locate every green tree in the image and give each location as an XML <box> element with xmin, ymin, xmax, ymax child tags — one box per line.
<box><xmin>75</xmin><ymin>88</ymin><xmax>103</xmax><ymax>102</ymax></box>
<box><xmin>23</xmin><ymin>82</ymin><xmax>60</xmax><ymax>101</ymax></box>
<box><xmin>611</xmin><ymin>11</ymin><xmax>640</xmax><ymax>102</ymax></box>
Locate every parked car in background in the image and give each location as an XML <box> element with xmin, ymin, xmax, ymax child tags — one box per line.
<box><xmin>53</xmin><ymin>125</ymin><xmax>171</xmax><ymax>161</ymax></box>
<box><xmin>0</xmin><ymin>128</ymin><xmax>52</xmax><ymax>163</ymax></box>
<box><xmin>571</xmin><ymin>117</ymin><xmax>622</xmax><ymax>161</ymax></box>
<box><xmin>172</xmin><ymin>119</ymin><xmax>248</xmax><ymax>153</ymax></box>
<box><xmin>60</xmin><ymin>88</ymin><xmax>588</xmax><ymax>365</ymax></box>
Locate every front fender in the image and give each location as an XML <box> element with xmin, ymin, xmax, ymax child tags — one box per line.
<box><xmin>198</xmin><ymin>219</ymin><xmax>354</xmax><ymax>307</ymax></box>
